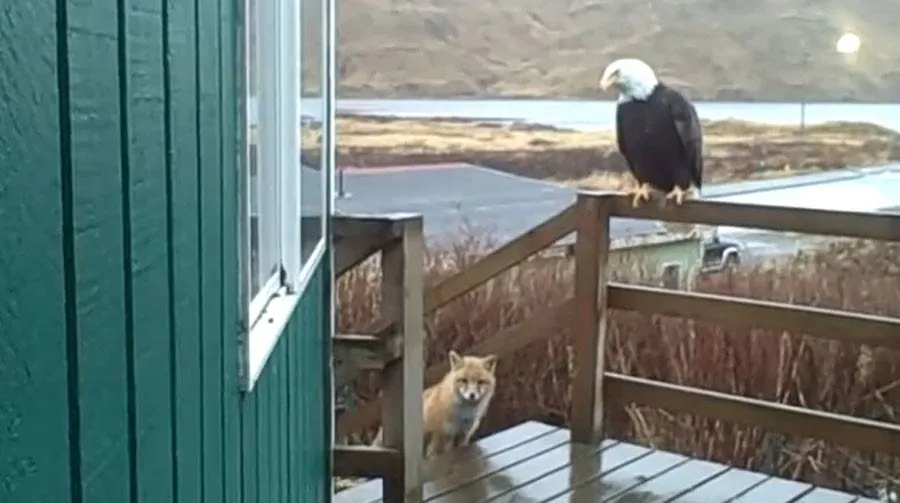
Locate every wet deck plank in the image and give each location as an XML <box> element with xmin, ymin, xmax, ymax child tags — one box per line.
<box><xmin>792</xmin><ymin>486</ymin><xmax>869</xmax><ymax>502</ymax></box>
<box><xmin>492</xmin><ymin>442</ymin><xmax>672</xmax><ymax>501</ymax></box>
<box><xmin>333</xmin><ymin>420</ymin><xmax>874</xmax><ymax>503</ymax></box>
<box><xmin>441</xmin><ymin>441</ymin><xmax>650</xmax><ymax>502</ymax></box>
<box><xmin>672</xmin><ymin>466</ymin><xmax>769</xmax><ymax>500</ymax></box>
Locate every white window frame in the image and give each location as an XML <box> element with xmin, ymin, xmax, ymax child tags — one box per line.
<box><xmin>239</xmin><ymin>0</ymin><xmax>332</xmax><ymax>392</ymax></box>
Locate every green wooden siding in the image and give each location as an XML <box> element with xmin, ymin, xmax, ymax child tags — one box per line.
<box><xmin>0</xmin><ymin>2</ymin><xmax>70</xmax><ymax>502</ymax></box>
<box><xmin>243</xmin><ymin>268</ymin><xmax>330</xmax><ymax>503</ymax></box>
<box><xmin>0</xmin><ymin>1</ymin><xmax>331</xmax><ymax>503</ymax></box>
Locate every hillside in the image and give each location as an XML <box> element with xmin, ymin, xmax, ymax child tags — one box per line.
<box><xmin>336</xmin><ymin>0</ymin><xmax>900</xmax><ymax>100</ymax></box>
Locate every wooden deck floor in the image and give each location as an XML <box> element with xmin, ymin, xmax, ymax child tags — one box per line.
<box><xmin>334</xmin><ymin>420</ymin><xmax>880</xmax><ymax>503</ymax></box>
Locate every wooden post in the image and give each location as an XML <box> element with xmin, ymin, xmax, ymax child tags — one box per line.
<box><xmin>570</xmin><ymin>192</ymin><xmax>611</xmax><ymax>444</ymax></box>
<box><xmin>379</xmin><ymin>216</ymin><xmax>425</xmax><ymax>502</ymax></box>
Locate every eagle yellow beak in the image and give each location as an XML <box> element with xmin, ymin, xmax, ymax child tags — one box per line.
<box><xmin>599</xmin><ymin>70</ymin><xmax>619</xmax><ymax>91</ymax></box>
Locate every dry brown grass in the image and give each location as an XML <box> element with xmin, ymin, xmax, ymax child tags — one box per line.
<box><xmin>311</xmin><ymin>116</ymin><xmax>900</xmax><ymax>188</ymax></box>
<box><xmin>337</xmin><ymin>235</ymin><xmax>900</xmax><ymax>497</ymax></box>
<box><xmin>328</xmin><ymin>116</ymin><xmax>899</xmax><ymax>154</ymax></box>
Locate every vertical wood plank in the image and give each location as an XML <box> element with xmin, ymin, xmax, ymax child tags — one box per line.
<box><xmin>272</xmin><ymin>352</ymin><xmax>283</xmax><ymax>501</ymax></box>
<box><xmin>286</xmin><ymin>316</ymin><xmax>297</xmax><ymax>503</ymax></box>
<box><xmin>115</xmin><ymin>0</ymin><xmax>140</xmax><ymax>498</ymax></box>
<box><xmin>380</xmin><ymin>218</ymin><xmax>425</xmax><ymax>502</ymax></box>
<box><xmin>258</xmin><ymin>375</ymin><xmax>271</xmax><ymax>503</ymax></box>
<box><xmin>570</xmin><ymin>193</ymin><xmax>611</xmax><ymax>444</ymax></box>
<box><xmin>196</xmin><ymin>0</ymin><xmax>225</xmax><ymax>498</ymax></box>
<box><xmin>165</xmin><ymin>0</ymin><xmax>203</xmax><ymax>500</ymax></box>
<box><xmin>291</xmin><ymin>304</ymin><xmax>312</xmax><ymax>501</ymax></box>
<box><xmin>315</xmin><ymin>269</ymin><xmax>330</xmax><ymax>501</ymax></box>
<box><xmin>66</xmin><ymin>1</ymin><xmax>132</xmax><ymax>500</ymax></box>
<box><xmin>293</xmin><ymin>268</ymin><xmax>328</xmax><ymax>502</ymax></box>
<box><xmin>306</xmin><ymin>271</ymin><xmax>328</xmax><ymax>501</ymax></box>
<box><xmin>272</xmin><ymin>357</ymin><xmax>281</xmax><ymax>498</ymax></box>
<box><xmin>0</xmin><ymin>2</ymin><xmax>70</xmax><ymax>502</ymax></box>
<box><xmin>279</xmin><ymin>336</ymin><xmax>289</xmax><ymax>503</ymax></box>
<box><xmin>123</xmin><ymin>0</ymin><xmax>175</xmax><ymax>500</ymax></box>
<box><xmin>301</xmin><ymin>309</ymin><xmax>313</xmax><ymax>503</ymax></box>
<box><xmin>241</xmin><ymin>389</ymin><xmax>258</xmax><ymax>503</ymax></box>
<box><xmin>217</xmin><ymin>0</ymin><xmax>242</xmax><ymax>496</ymax></box>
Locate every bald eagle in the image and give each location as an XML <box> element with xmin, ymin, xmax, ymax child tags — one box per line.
<box><xmin>599</xmin><ymin>58</ymin><xmax>703</xmax><ymax>207</ymax></box>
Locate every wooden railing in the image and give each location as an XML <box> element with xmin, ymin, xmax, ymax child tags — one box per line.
<box><xmin>334</xmin><ymin>204</ymin><xmax>577</xmax><ymax>438</ymax></box>
<box><xmin>331</xmin><ymin>213</ymin><xmax>426</xmax><ymax>501</ymax></box>
<box><xmin>571</xmin><ymin>192</ymin><xmax>900</xmax><ymax>452</ymax></box>
<box><xmin>331</xmin><ymin>192</ymin><xmax>900</xmax><ymax>500</ymax></box>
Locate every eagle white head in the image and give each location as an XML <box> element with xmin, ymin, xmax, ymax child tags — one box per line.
<box><xmin>599</xmin><ymin>58</ymin><xmax>660</xmax><ymax>102</ymax></box>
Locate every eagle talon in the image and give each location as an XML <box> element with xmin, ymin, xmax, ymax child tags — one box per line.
<box><xmin>630</xmin><ymin>183</ymin><xmax>652</xmax><ymax>208</ymax></box>
<box><xmin>631</xmin><ymin>192</ymin><xmax>642</xmax><ymax>208</ymax></box>
<box><xmin>665</xmin><ymin>186</ymin><xmax>687</xmax><ymax>206</ymax></box>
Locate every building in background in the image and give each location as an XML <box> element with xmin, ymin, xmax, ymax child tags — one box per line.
<box><xmin>701</xmin><ymin>164</ymin><xmax>900</xmax><ymax>266</ymax></box>
<box><xmin>336</xmin><ymin>162</ymin><xmax>708</xmax><ymax>287</ymax></box>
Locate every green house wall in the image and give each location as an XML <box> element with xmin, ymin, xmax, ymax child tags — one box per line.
<box><xmin>243</xmin><ymin>268</ymin><xmax>331</xmax><ymax>503</ymax></box>
<box><xmin>0</xmin><ymin>1</ymin><xmax>331</xmax><ymax>503</ymax></box>
<box><xmin>609</xmin><ymin>238</ymin><xmax>705</xmax><ymax>284</ymax></box>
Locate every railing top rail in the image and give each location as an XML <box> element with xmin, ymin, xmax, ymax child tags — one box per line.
<box><xmin>425</xmin><ymin>203</ymin><xmax>577</xmax><ymax>313</ymax></box>
<box><xmin>578</xmin><ymin>191</ymin><xmax>900</xmax><ymax>242</ymax></box>
<box><xmin>333</xmin><ymin>212</ymin><xmax>422</xmax><ymax>239</ymax></box>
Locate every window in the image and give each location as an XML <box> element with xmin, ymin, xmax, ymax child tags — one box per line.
<box><xmin>660</xmin><ymin>262</ymin><xmax>682</xmax><ymax>290</ymax></box>
<box><xmin>241</xmin><ymin>0</ymin><xmax>331</xmax><ymax>391</ymax></box>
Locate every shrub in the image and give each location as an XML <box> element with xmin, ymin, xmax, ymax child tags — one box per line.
<box><xmin>336</xmin><ymin>236</ymin><xmax>900</xmax><ymax>496</ymax></box>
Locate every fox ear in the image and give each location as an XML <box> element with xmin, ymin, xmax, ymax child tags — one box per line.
<box><xmin>482</xmin><ymin>354</ymin><xmax>498</xmax><ymax>373</ymax></box>
<box><xmin>448</xmin><ymin>350</ymin><xmax>462</xmax><ymax>369</ymax></box>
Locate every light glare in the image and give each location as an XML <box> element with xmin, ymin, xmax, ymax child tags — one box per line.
<box><xmin>836</xmin><ymin>32</ymin><xmax>861</xmax><ymax>54</ymax></box>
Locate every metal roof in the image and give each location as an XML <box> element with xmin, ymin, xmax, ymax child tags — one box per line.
<box><xmin>333</xmin><ymin>162</ymin><xmax>667</xmax><ymax>248</ymax></box>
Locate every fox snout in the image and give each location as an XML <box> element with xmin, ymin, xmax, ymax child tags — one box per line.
<box><xmin>456</xmin><ymin>381</ymin><xmax>488</xmax><ymax>402</ymax></box>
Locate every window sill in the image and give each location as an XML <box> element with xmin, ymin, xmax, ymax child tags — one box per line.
<box><xmin>243</xmin><ymin>240</ymin><xmax>326</xmax><ymax>392</ymax></box>
<box><xmin>245</xmin><ymin>288</ymin><xmax>300</xmax><ymax>391</ymax></box>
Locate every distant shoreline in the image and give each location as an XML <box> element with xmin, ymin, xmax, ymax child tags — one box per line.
<box><xmin>320</xmin><ymin>98</ymin><xmax>900</xmax><ymax>134</ymax></box>
<box><xmin>334</xmin><ymin>112</ymin><xmax>565</xmax><ymax>129</ymax></box>
<box><xmin>310</xmin><ymin>115</ymin><xmax>900</xmax><ymax>188</ymax></box>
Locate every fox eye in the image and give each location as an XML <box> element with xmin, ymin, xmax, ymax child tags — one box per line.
<box><xmin>476</xmin><ymin>379</ymin><xmax>488</xmax><ymax>386</ymax></box>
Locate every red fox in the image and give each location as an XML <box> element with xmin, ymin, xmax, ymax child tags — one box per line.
<box><xmin>372</xmin><ymin>350</ymin><xmax>499</xmax><ymax>458</ymax></box>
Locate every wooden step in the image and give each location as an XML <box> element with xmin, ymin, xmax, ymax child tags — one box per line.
<box><xmin>334</xmin><ymin>334</ymin><xmax>389</xmax><ymax>388</ymax></box>
<box><xmin>333</xmin><ymin>444</ymin><xmax>401</xmax><ymax>479</ymax></box>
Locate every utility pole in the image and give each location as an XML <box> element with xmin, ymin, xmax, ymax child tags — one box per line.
<box><xmin>337</xmin><ymin>165</ymin><xmax>347</xmax><ymax>198</ymax></box>
<box><xmin>799</xmin><ymin>50</ymin><xmax>810</xmax><ymax>135</ymax></box>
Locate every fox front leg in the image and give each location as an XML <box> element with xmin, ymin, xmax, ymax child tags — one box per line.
<box><xmin>461</xmin><ymin>420</ymin><xmax>481</xmax><ymax>446</ymax></box>
<box><xmin>422</xmin><ymin>431</ymin><xmax>435</xmax><ymax>458</ymax></box>
<box><xmin>429</xmin><ymin>431</ymin><xmax>449</xmax><ymax>458</ymax></box>
<box><xmin>450</xmin><ymin>432</ymin><xmax>467</xmax><ymax>449</ymax></box>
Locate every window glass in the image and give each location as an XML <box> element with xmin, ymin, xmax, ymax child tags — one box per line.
<box><xmin>300</xmin><ymin>0</ymin><xmax>324</xmax><ymax>262</ymax></box>
<box><xmin>247</xmin><ymin>0</ymin><xmax>258</xmax><ymax>296</ymax></box>
<box><xmin>247</xmin><ymin>0</ymin><xmax>282</xmax><ymax>306</ymax></box>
